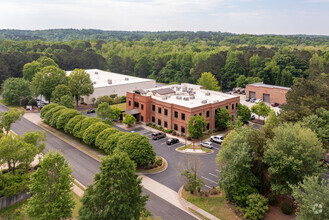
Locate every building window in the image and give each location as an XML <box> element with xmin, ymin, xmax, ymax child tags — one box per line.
<box><xmin>134</xmin><ymin>101</ymin><xmax>139</xmax><ymax>108</ymax></box>
<box><xmin>194</xmin><ymin>114</ymin><xmax>197</xmax><ymax>116</ymax></box>
<box><xmin>236</xmin><ymin>103</ymin><xmax>238</xmax><ymax>108</ymax></box>
<box><xmin>152</xmin><ymin>116</ymin><xmax>155</xmax><ymax>123</ymax></box>
<box><xmin>158</xmin><ymin>119</ymin><xmax>161</xmax><ymax>126</ymax></box>
<box><xmin>181</xmin><ymin>126</ymin><xmax>185</xmax><ymax>133</ymax></box>
<box><xmin>226</xmin><ymin>105</ymin><xmax>228</xmax><ymax>109</ymax></box>
<box><xmin>152</xmin><ymin>105</ymin><xmax>155</xmax><ymax>111</ymax></box>
<box><xmin>206</xmin><ymin>111</ymin><xmax>210</xmax><ymax>117</ymax></box>
<box><xmin>199</xmin><ymin>113</ymin><xmax>202</xmax><ymax>116</ymax></box>
<box><xmin>158</xmin><ymin>107</ymin><xmax>162</xmax><ymax>114</ymax></box>
<box><xmin>141</xmin><ymin>115</ymin><xmax>144</xmax><ymax>122</ymax></box>
<box><xmin>174</xmin><ymin>111</ymin><xmax>178</xmax><ymax>118</ymax></box>
<box><xmin>232</xmin><ymin>115</ymin><xmax>234</xmax><ymax>121</ymax></box>
<box><xmin>164</xmin><ymin>109</ymin><xmax>168</xmax><ymax>116</ymax></box>
<box><xmin>207</xmin><ymin>123</ymin><xmax>209</xmax><ymax>130</ymax></box>
<box><xmin>174</xmin><ymin>124</ymin><xmax>178</xmax><ymax>131</ymax></box>
<box><xmin>141</xmin><ymin>104</ymin><xmax>144</xmax><ymax>110</ymax></box>
<box><xmin>164</xmin><ymin>121</ymin><xmax>168</xmax><ymax>128</ymax></box>
<box><xmin>232</xmin><ymin>104</ymin><xmax>234</xmax><ymax>110</ymax></box>
<box><xmin>181</xmin><ymin>113</ymin><xmax>185</xmax><ymax>120</ymax></box>
<box><xmin>129</xmin><ymin>100</ymin><xmax>131</xmax><ymax>106</ymax></box>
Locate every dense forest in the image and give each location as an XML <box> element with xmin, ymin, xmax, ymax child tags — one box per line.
<box><xmin>0</xmin><ymin>29</ymin><xmax>328</xmax><ymax>90</ymax></box>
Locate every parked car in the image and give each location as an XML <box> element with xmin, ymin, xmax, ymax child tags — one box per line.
<box><xmin>152</xmin><ymin>132</ymin><xmax>166</xmax><ymax>140</ymax></box>
<box><xmin>245</xmin><ymin>97</ymin><xmax>250</xmax><ymax>102</ymax></box>
<box><xmin>251</xmin><ymin>114</ymin><xmax>256</xmax><ymax>120</ymax></box>
<box><xmin>87</xmin><ymin>109</ymin><xmax>95</xmax><ymax>114</ymax></box>
<box><xmin>39</xmin><ymin>103</ymin><xmax>48</xmax><ymax>109</ymax></box>
<box><xmin>250</xmin><ymin>98</ymin><xmax>256</xmax><ymax>103</ymax></box>
<box><xmin>255</xmin><ymin>99</ymin><xmax>263</xmax><ymax>104</ymax></box>
<box><xmin>210</xmin><ymin>135</ymin><xmax>224</xmax><ymax>144</ymax></box>
<box><xmin>271</xmin><ymin>102</ymin><xmax>279</xmax><ymax>107</ymax></box>
<box><xmin>167</xmin><ymin>138</ymin><xmax>179</xmax><ymax>145</ymax></box>
<box><xmin>201</xmin><ymin>142</ymin><xmax>213</xmax><ymax>149</ymax></box>
<box><xmin>130</xmin><ymin>130</ymin><xmax>136</xmax><ymax>133</ymax></box>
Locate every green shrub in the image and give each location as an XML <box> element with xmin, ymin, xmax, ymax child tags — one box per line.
<box><xmin>155</xmin><ymin>158</ymin><xmax>162</xmax><ymax>167</ymax></box>
<box><xmin>267</xmin><ymin>193</ymin><xmax>277</xmax><ymax>206</ymax></box>
<box><xmin>244</xmin><ymin>193</ymin><xmax>269</xmax><ymax>220</ymax></box>
<box><xmin>48</xmin><ymin>108</ymin><xmax>67</xmax><ymax>127</ymax></box>
<box><xmin>40</xmin><ymin>103</ymin><xmax>58</xmax><ymax>118</ymax></box>
<box><xmin>95</xmin><ymin>127</ymin><xmax>119</xmax><ymax>148</ymax></box>
<box><xmin>280</xmin><ymin>202</ymin><xmax>293</xmax><ymax>215</ymax></box>
<box><xmin>82</xmin><ymin>122</ymin><xmax>111</xmax><ymax>145</ymax></box>
<box><xmin>56</xmin><ymin>109</ymin><xmax>80</xmax><ymax>129</ymax></box>
<box><xmin>102</xmin><ymin>132</ymin><xmax>129</xmax><ymax>154</ymax></box>
<box><xmin>172</xmin><ymin>131</ymin><xmax>176</xmax><ymax>135</ymax></box>
<box><xmin>231</xmin><ymin>181</ymin><xmax>258</xmax><ymax>207</ymax></box>
<box><xmin>209</xmin><ymin>187</ymin><xmax>219</xmax><ymax>195</ymax></box>
<box><xmin>165</xmin><ymin>129</ymin><xmax>174</xmax><ymax>133</ymax></box>
<box><xmin>64</xmin><ymin>114</ymin><xmax>87</xmax><ymax>134</ymax></box>
<box><xmin>43</xmin><ymin>106</ymin><xmax>66</xmax><ymax>123</ymax></box>
<box><xmin>0</xmin><ymin>172</ymin><xmax>31</xmax><ymax>197</ymax></box>
<box><xmin>72</xmin><ymin>117</ymin><xmax>101</xmax><ymax>138</ymax></box>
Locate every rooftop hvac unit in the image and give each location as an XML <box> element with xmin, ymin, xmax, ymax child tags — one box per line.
<box><xmin>188</xmin><ymin>88</ymin><xmax>193</xmax><ymax>91</ymax></box>
<box><xmin>108</xmin><ymin>79</ymin><xmax>112</xmax><ymax>84</ymax></box>
<box><xmin>183</xmin><ymin>97</ymin><xmax>189</xmax><ymax>101</ymax></box>
<box><xmin>206</xmin><ymin>92</ymin><xmax>211</xmax><ymax>96</ymax></box>
<box><xmin>176</xmin><ymin>87</ymin><xmax>181</xmax><ymax>91</ymax></box>
<box><xmin>182</xmin><ymin>88</ymin><xmax>187</xmax><ymax>92</ymax></box>
<box><xmin>95</xmin><ymin>71</ymin><xmax>98</xmax><ymax>74</ymax></box>
<box><xmin>201</xmin><ymin>100</ymin><xmax>207</xmax><ymax>104</ymax></box>
<box><xmin>213</xmin><ymin>100</ymin><xmax>219</xmax><ymax>103</ymax></box>
<box><xmin>93</xmin><ymin>82</ymin><xmax>97</xmax><ymax>84</ymax></box>
<box><xmin>189</xmin><ymin>96</ymin><xmax>195</xmax><ymax>99</ymax></box>
<box><xmin>125</xmin><ymin>77</ymin><xmax>129</xmax><ymax>81</ymax></box>
<box><xmin>176</xmin><ymin>96</ymin><xmax>182</xmax><ymax>100</ymax></box>
<box><xmin>162</xmin><ymin>97</ymin><xmax>167</xmax><ymax>100</ymax></box>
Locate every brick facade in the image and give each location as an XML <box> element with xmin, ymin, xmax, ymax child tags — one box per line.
<box><xmin>245</xmin><ymin>84</ymin><xmax>289</xmax><ymax>104</ymax></box>
<box><xmin>126</xmin><ymin>91</ymin><xmax>240</xmax><ymax>134</ymax></box>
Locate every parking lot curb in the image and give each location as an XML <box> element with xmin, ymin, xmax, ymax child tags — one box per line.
<box><xmin>136</xmin><ymin>156</ymin><xmax>168</xmax><ymax>175</ymax></box>
<box><xmin>175</xmin><ymin>147</ymin><xmax>214</xmax><ymax>155</ymax></box>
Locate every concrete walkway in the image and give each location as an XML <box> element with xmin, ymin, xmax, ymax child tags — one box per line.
<box><xmin>23</xmin><ymin>112</ymin><xmax>220</xmax><ymax>219</ymax></box>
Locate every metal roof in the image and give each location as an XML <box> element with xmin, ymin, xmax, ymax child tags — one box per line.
<box><xmin>247</xmin><ymin>82</ymin><xmax>291</xmax><ymax>90</ymax></box>
<box><xmin>125</xmin><ymin>109</ymin><xmax>140</xmax><ymax>115</ymax></box>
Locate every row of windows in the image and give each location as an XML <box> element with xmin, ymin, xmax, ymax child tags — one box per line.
<box><xmin>128</xmin><ymin>100</ymin><xmax>144</xmax><ymax>110</ymax></box>
<box><xmin>225</xmin><ymin>103</ymin><xmax>239</xmax><ymax>110</ymax></box>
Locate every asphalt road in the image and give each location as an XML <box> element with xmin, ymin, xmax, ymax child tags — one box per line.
<box><xmin>0</xmin><ymin>105</ymin><xmax>196</xmax><ymax>220</ymax></box>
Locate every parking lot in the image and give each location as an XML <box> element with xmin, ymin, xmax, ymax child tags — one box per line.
<box><xmin>236</xmin><ymin>94</ymin><xmax>281</xmax><ymax>114</ymax></box>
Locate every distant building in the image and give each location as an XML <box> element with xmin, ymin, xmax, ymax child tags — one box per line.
<box><xmin>66</xmin><ymin>69</ymin><xmax>156</xmax><ymax>104</ymax></box>
<box><xmin>246</xmin><ymin>82</ymin><xmax>290</xmax><ymax>104</ymax></box>
<box><xmin>126</xmin><ymin>83</ymin><xmax>240</xmax><ymax>134</ymax></box>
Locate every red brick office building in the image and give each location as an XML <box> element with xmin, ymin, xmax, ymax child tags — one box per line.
<box><xmin>246</xmin><ymin>82</ymin><xmax>290</xmax><ymax>104</ymax></box>
<box><xmin>126</xmin><ymin>83</ymin><xmax>240</xmax><ymax>134</ymax></box>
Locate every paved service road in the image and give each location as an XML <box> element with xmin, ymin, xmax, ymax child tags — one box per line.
<box><xmin>0</xmin><ymin>105</ymin><xmax>197</xmax><ymax>220</ymax></box>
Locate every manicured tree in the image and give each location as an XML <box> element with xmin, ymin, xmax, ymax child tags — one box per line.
<box><xmin>2</xmin><ymin>78</ymin><xmax>31</xmax><ymax>105</ymax></box>
<box><xmin>215</xmin><ymin>107</ymin><xmax>231</xmax><ymax>130</ymax></box>
<box><xmin>217</xmin><ymin>127</ymin><xmax>259</xmax><ymax>207</ymax></box>
<box><xmin>197</xmin><ymin>72</ymin><xmax>220</xmax><ymax>91</ymax></box>
<box><xmin>79</xmin><ymin>152</ymin><xmax>147</xmax><ymax>220</ymax></box>
<box><xmin>123</xmin><ymin>115</ymin><xmax>136</xmax><ymax>126</ymax></box>
<box><xmin>188</xmin><ymin>115</ymin><xmax>207</xmax><ymax>140</ymax></box>
<box><xmin>237</xmin><ymin>104</ymin><xmax>251</xmax><ymax>124</ymax></box>
<box><xmin>116</xmin><ymin>133</ymin><xmax>156</xmax><ymax>166</ymax></box>
<box><xmin>291</xmin><ymin>176</ymin><xmax>329</xmax><ymax>220</ymax></box>
<box><xmin>64</xmin><ymin>114</ymin><xmax>86</xmax><ymax>134</ymax></box>
<box><xmin>72</xmin><ymin>117</ymin><xmax>101</xmax><ymax>139</ymax></box>
<box><xmin>102</xmin><ymin>132</ymin><xmax>129</xmax><ymax>154</ymax></box>
<box><xmin>59</xmin><ymin>95</ymin><xmax>75</xmax><ymax>109</ymax></box>
<box><xmin>24</xmin><ymin>151</ymin><xmax>75</xmax><ymax>219</ymax></box>
<box><xmin>56</xmin><ymin>109</ymin><xmax>80</xmax><ymax>130</ymax></box>
<box><xmin>0</xmin><ymin>108</ymin><xmax>24</xmax><ymax>135</ymax></box>
<box><xmin>40</xmin><ymin>103</ymin><xmax>58</xmax><ymax>119</ymax></box>
<box><xmin>96</xmin><ymin>102</ymin><xmax>121</xmax><ymax>124</ymax></box>
<box><xmin>51</xmin><ymin>85</ymin><xmax>72</xmax><ymax>103</ymax></box>
<box><xmin>95</xmin><ymin>127</ymin><xmax>119</xmax><ymax>148</ymax></box>
<box><xmin>264</xmin><ymin>123</ymin><xmax>324</xmax><ymax>195</ymax></box>
<box><xmin>44</xmin><ymin>105</ymin><xmax>66</xmax><ymax>124</ymax></box>
<box><xmin>67</xmin><ymin>69</ymin><xmax>94</xmax><ymax>106</ymax></box>
<box><xmin>49</xmin><ymin>108</ymin><xmax>67</xmax><ymax>127</ymax></box>
<box><xmin>82</xmin><ymin>122</ymin><xmax>111</xmax><ymax>145</ymax></box>
<box><xmin>30</xmin><ymin>66</ymin><xmax>68</xmax><ymax>102</ymax></box>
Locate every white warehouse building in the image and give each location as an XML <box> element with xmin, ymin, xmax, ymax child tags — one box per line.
<box><xmin>66</xmin><ymin>69</ymin><xmax>156</xmax><ymax>105</ymax></box>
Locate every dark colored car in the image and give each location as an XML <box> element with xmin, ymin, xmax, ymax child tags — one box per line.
<box><xmin>250</xmin><ymin>98</ymin><xmax>256</xmax><ymax>103</ymax></box>
<box><xmin>245</xmin><ymin>97</ymin><xmax>250</xmax><ymax>102</ymax></box>
<box><xmin>271</xmin><ymin>102</ymin><xmax>279</xmax><ymax>107</ymax></box>
<box><xmin>152</xmin><ymin>132</ymin><xmax>166</xmax><ymax>140</ymax></box>
<box><xmin>251</xmin><ymin>114</ymin><xmax>256</xmax><ymax>120</ymax></box>
<box><xmin>167</xmin><ymin>138</ymin><xmax>179</xmax><ymax>145</ymax></box>
<box><xmin>87</xmin><ymin>109</ymin><xmax>95</xmax><ymax>114</ymax></box>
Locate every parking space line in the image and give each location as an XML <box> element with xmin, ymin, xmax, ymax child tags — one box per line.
<box><xmin>209</xmin><ymin>173</ymin><xmax>218</xmax><ymax>178</ymax></box>
<box><xmin>201</xmin><ymin>176</ymin><xmax>217</xmax><ymax>184</ymax></box>
<box><xmin>212</xmin><ymin>146</ymin><xmax>220</xmax><ymax>150</ymax></box>
<box><xmin>160</xmin><ymin>142</ymin><xmax>167</xmax><ymax>145</ymax></box>
<box><xmin>204</xmin><ymin>185</ymin><xmax>212</xmax><ymax>189</ymax></box>
<box><xmin>215</xmin><ymin>169</ymin><xmax>220</xmax><ymax>172</ymax></box>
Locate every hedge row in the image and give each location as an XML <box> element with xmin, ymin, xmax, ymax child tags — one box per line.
<box><xmin>40</xmin><ymin>104</ymin><xmax>156</xmax><ymax>166</ymax></box>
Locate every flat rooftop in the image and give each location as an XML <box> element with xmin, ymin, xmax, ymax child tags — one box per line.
<box><xmin>134</xmin><ymin>83</ymin><xmax>239</xmax><ymax>108</ymax></box>
<box><xmin>247</xmin><ymin>82</ymin><xmax>290</xmax><ymax>90</ymax></box>
<box><xmin>66</xmin><ymin>69</ymin><xmax>155</xmax><ymax>89</ymax></box>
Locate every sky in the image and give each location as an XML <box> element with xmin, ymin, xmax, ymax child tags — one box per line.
<box><xmin>1</xmin><ymin>0</ymin><xmax>329</xmax><ymax>35</ymax></box>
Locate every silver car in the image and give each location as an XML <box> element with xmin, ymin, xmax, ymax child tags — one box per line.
<box><xmin>201</xmin><ymin>142</ymin><xmax>213</xmax><ymax>149</ymax></box>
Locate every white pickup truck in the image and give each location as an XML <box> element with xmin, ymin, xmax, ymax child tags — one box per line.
<box><xmin>210</xmin><ymin>135</ymin><xmax>224</xmax><ymax>144</ymax></box>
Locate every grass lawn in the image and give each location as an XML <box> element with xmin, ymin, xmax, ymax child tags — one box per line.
<box><xmin>0</xmin><ymin>192</ymin><xmax>82</xmax><ymax>220</ymax></box>
<box><xmin>177</xmin><ymin>145</ymin><xmax>212</xmax><ymax>153</ymax></box>
<box><xmin>182</xmin><ymin>190</ymin><xmax>239</xmax><ymax>220</ymax></box>
<box><xmin>111</xmin><ymin>102</ymin><xmax>126</xmax><ymax>111</ymax></box>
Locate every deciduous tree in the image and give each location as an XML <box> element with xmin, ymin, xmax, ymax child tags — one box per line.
<box><xmin>64</xmin><ymin>114</ymin><xmax>86</xmax><ymax>134</ymax></box>
<box><xmin>95</xmin><ymin>127</ymin><xmax>119</xmax><ymax>148</ymax></box>
<box><xmin>72</xmin><ymin>117</ymin><xmax>100</xmax><ymax>138</ymax></box>
<box><xmin>96</xmin><ymin>102</ymin><xmax>121</xmax><ymax>124</ymax></box>
<box><xmin>197</xmin><ymin>72</ymin><xmax>220</xmax><ymax>91</ymax></box>
<box><xmin>237</xmin><ymin>104</ymin><xmax>251</xmax><ymax>123</ymax></box>
<box><xmin>40</xmin><ymin>103</ymin><xmax>58</xmax><ymax>118</ymax></box>
<box><xmin>215</xmin><ymin>108</ymin><xmax>231</xmax><ymax>130</ymax></box>
<box><xmin>2</xmin><ymin>78</ymin><xmax>31</xmax><ymax>105</ymax></box>
<box><xmin>188</xmin><ymin>115</ymin><xmax>207</xmax><ymax>140</ymax></box>
<box><xmin>82</xmin><ymin>122</ymin><xmax>110</xmax><ymax>145</ymax></box>
<box><xmin>0</xmin><ymin>108</ymin><xmax>24</xmax><ymax>135</ymax></box>
<box><xmin>23</xmin><ymin>61</ymin><xmax>42</xmax><ymax>81</ymax></box>
<box><xmin>123</xmin><ymin>115</ymin><xmax>136</xmax><ymax>126</ymax></box>
<box><xmin>51</xmin><ymin>84</ymin><xmax>72</xmax><ymax>103</ymax></box>
<box><xmin>59</xmin><ymin>95</ymin><xmax>75</xmax><ymax>109</ymax></box>
<box><xmin>56</xmin><ymin>109</ymin><xmax>80</xmax><ymax>129</ymax></box>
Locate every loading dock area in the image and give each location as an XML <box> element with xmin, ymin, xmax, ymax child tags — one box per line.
<box><xmin>246</xmin><ymin>82</ymin><xmax>290</xmax><ymax>104</ymax></box>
